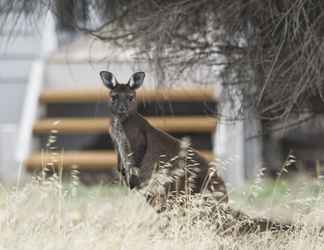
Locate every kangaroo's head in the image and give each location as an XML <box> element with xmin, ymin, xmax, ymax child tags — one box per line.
<box><xmin>100</xmin><ymin>71</ymin><xmax>145</xmax><ymax>119</ymax></box>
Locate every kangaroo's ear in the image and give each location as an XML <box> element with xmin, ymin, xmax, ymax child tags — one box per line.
<box><xmin>128</xmin><ymin>72</ymin><xmax>145</xmax><ymax>90</ymax></box>
<box><xmin>100</xmin><ymin>71</ymin><xmax>118</xmax><ymax>89</ymax></box>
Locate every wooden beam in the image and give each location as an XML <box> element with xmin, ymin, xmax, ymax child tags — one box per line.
<box><xmin>25</xmin><ymin>150</ymin><xmax>215</xmax><ymax>170</ymax></box>
<box><xmin>33</xmin><ymin>116</ymin><xmax>217</xmax><ymax>134</ymax></box>
<box><xmin>25</xmin><ymin>151</ymin><xmax>117</xmax><ymax>170</ymax></box>
<box><xmin>39</xmin><ymin>87</ymin><xmax>216</xmax><ymax>104</ymax></box>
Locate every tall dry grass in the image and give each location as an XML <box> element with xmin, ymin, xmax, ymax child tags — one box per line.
<box><xmin>1</xmin><ymin>173</ymin><xmax>324</xmax><ymax>249</ymax></box>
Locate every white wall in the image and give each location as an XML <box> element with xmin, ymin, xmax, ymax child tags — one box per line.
<box><xmin>0</xmin><ymin>15</ymin><xmax>44</xmax><ymax>124</ymax></box>
<box><xmin>0</xmin><ymin>124</ymin><xmax>18</xmax><ymax>184</ymax></box>
<box><xmin>0</xmin><ymin>12</ymin><xmax>50</xmax><ymax>184</ymax></box>
<box><xmin>0</xmin><ymin>84</ymin><xmax>26</xmax><ymax>123</ymax></box>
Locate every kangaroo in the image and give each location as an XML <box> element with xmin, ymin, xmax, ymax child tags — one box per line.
<box><xmin>100</xmin><ymin>71</ymin><xmax>228</xmax><ymax>206</ymax></box>
<box><xmin>100</xmin><ymin>71</ymin><xmax>297</xmax><ymax>233</ymax></box>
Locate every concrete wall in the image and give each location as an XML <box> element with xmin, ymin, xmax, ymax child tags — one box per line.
<box><xmin>0</xmin><ymin>13</ymin><xmax>46</xmax><ymax>184</ymax></box>
<box><xmin>0</xmin><ymin>15</ymin><xmax>44</xmax><ymax>124</ymax></box>
<box><xmin>0</xmin><ymin>83</ymin><xmax>26</xmax><ymax>123</ymax></box>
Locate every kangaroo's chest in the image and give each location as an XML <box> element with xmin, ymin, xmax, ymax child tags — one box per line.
<box><xmin>110</xmin><ymin>118</ymin><xmax>132</xmax><ymax>169</ymax></box>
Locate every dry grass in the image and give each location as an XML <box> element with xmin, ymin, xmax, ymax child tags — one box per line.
<box><xmin>0</xmin><ymin>174</ymin><xmax>324</xmax><ymax>249</ymax></box>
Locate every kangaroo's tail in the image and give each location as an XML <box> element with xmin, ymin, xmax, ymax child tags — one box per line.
<box><xmin>212</xmin><ymin>205</ymin><xmax>299</xmax><ymax>235</ymax></box>
<box><xmin>231</xmin><ymin>211</ymin><xmax>296</xmax><ymax>234</ymax></box>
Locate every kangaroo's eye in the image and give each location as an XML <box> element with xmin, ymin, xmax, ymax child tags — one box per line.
<box><xmin>111</xmin><ymin>95</ymin><xmax>118</xmax><ymax>101</ymax></box>
<box><xmin>128</xmin><ymin>95</ymin><xmax>134</xmax><ymax>101</ymax></box>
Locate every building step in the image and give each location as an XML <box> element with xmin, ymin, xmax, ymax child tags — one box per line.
<box><xmin>24</xmin><ymin>150</ymin><xmax>214</xmax><ymax>170</ymax></box>
<box><xmin>33</xmin><ymin>116</ymin><xmax>217</xmax><ymax>134</ymax></box>
<box><xmin>39</xmin><ymin>87</ymin><xmax>216</xmax><ymax>104</ymax></box>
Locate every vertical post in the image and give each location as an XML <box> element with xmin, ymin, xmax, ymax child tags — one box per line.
<box><xmin>215</xmin><ymin>90</ymin><xmax>245</xmax><ymax>189</ymax></box>
<box><xmin>243</xmin><ymin>108</ymin><xmax>262</xmax><ymax>180</ymax></box>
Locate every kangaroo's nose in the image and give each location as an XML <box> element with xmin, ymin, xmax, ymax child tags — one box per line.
<box><xmin>119</xmin><ymin>105</ymin><xmax>127</xmax><ymax>113</ymax></box>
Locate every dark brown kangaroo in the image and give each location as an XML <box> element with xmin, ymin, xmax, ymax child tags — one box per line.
<box><xmin>100</xmin><ymin>71</ymin><xmax>297</xmax><ymax>233</ymax></box>
<box><xmin>100</xmin><ymin>71</ymin><xmax>228</xmax><ymax>205</ymax></box>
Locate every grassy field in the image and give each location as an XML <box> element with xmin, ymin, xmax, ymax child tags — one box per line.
<box><xmin>1</xmin><ymin>174</ymin><xmax>324</xmax><ymax>249</ymax></box>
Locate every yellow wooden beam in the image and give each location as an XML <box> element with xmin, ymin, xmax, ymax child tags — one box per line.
<box><xmin>25</xmin><ymin>150</ymin><xmax>215</xmax><ymax>170</ymax></box>
<box><xmin>33</xmin><ymin>116</ymin><xmax>217</xmax><ymax>134</ymax></box>
<box><xmin>39</xmin><ymin>87</ymin><xmax>216</xmax><ymax>103</ymax></box>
